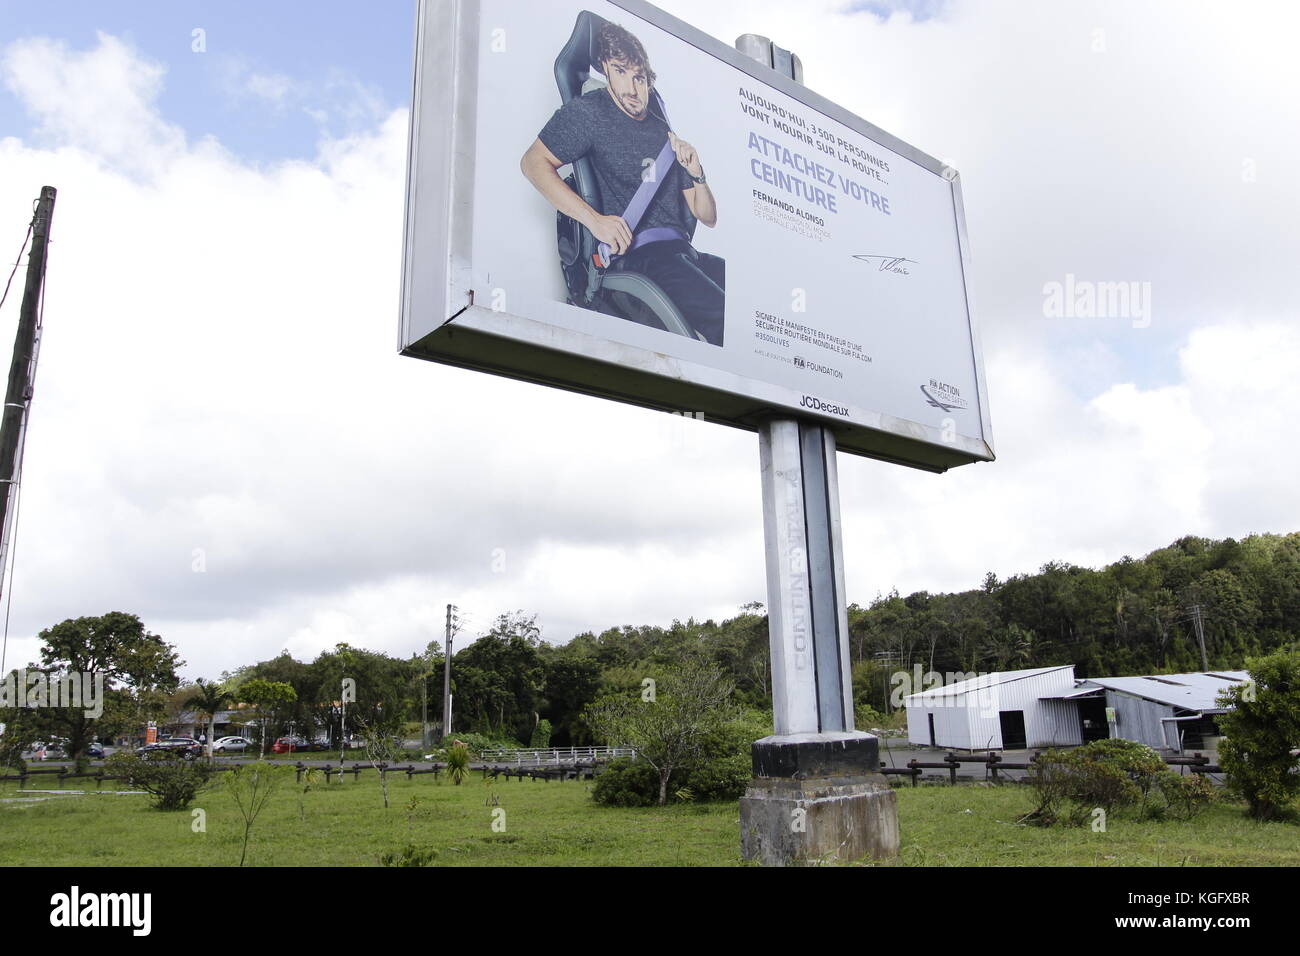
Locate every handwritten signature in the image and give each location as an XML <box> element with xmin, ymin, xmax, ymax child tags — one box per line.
<box><xmin>853</xmin><ymin>254</ymin><xmax>916</xmax><ymax>275</ymax></box>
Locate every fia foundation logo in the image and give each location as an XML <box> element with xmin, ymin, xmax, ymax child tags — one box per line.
<box><xmin>920</xmin><ymin>379</ymin><xmax>967</xmax><ymax>413</ymax></box>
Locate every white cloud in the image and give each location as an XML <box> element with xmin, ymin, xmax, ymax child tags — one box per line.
<box><xmin>1</xmin><ymin>32</ymin><xmax>188</xmax><ymax>178</ymax></box>
<box><xmin>214</xmin><ymin>54</ymin><xmax>390</xmax><ymax>138</ymax></box>
<box><xmin>0</xmin><ymin>12</ymin><xmax>1295</xmax><ymax>680</ymax></box>
<box><xmin>243</xmin><ymin>70</ymin><xmax>295</xmax><ymax>107</ymax></box>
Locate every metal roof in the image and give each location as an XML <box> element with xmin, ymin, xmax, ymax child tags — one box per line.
<box><xmin>1077</xmin><ymin>671</ymin><xmax>1250</xmax><ymax>712</ymax></box>
<box><xmin>1039</xmin><ymin>687</ymin><xmax>1104</xmax><ymax>700</ymax></box>
<box><xmin>905</xmin><ymin>665</ymin><xmax>1073</xmax><ymax>701</ymax></box>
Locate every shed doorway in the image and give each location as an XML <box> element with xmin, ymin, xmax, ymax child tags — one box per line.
<box><xmin>1078</xmin><ymin>697</ymin><xmax>1110</xmax><ymax>742</ymax></box>
<box><xmin>998</xmin><ymin>710</ymin><xmax>1027</xmax><ymax>750</ymax></box>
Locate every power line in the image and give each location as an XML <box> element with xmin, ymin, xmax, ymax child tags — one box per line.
<box><xmin>0</xmin><ymin>222</ymin><xmax>33</xmax><ymax>318</ymax></box>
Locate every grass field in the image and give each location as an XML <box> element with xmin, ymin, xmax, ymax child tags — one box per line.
<box><xmin>2</xmin><ymin>774</ymin><xmax>1297</xmax><ymax>866</ymax></box>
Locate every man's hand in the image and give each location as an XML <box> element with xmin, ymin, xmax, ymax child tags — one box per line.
<box><xmin>589</xmin><ymin>213</ymin><xmax>633</xmax><ymax>256</ymax></box>
<box><xmin>668</xmin><ymin>131</ymin><xmax>703</xmax><ymax>178</ymax></box>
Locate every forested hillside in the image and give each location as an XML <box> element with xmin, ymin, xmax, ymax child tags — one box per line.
<box><xmin>219</xmin><ymin>532</ymin><xmax>1298</xmax><ymax>747</ymax></box>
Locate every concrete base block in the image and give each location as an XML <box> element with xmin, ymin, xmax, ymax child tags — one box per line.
<box><xmin>739</xmin><ymin>773</ymin><xmax>899</xmax><ymax>866</ymax></box>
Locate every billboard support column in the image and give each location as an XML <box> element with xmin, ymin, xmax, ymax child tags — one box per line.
<box><xmin>736</xmin><ymin>39</ymin><xmax>898</xmax><ymax>866</ymax></box>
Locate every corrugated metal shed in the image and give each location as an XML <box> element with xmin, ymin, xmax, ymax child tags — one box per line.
<box><xmin>905</xmin><ymin>666</ymin><xmax>1080</xmax><ymax>750</ymax></box>
<box><xmin>1077</xmin><ymin>671</ymin><xmax>1249</xmax><ymax>713</ymax></box>
<box><xmin>906</xmin><ymin>666</ymin><xmax>1068</xmax><ymax>700</ymax></box>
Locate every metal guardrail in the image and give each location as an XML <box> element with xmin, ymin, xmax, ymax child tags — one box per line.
<box><xmin>475</xmin><ymin>746</ymin><xmax>636</xmax><ymax>766</ymax></box>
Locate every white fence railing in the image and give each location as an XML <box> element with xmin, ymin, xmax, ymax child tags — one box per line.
<box><xmin>477</xmin><ymin>746</ymin><xmax>636</xmax><ymax>766</ymax></box>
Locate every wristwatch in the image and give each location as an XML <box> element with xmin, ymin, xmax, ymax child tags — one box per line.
<box><xmin>690</xmin><ymin>169</ymin><xmax>707</xmax><ymax>185</ymax></box>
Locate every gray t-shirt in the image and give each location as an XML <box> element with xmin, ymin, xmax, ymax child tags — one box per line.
<box><xmin>538</xmin><ymin>88</ymin><xmax>694</xmax><ymax>237</ymax></box>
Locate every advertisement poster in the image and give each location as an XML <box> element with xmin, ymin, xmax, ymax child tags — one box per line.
<box><xmin>402</xmin><ymin>0</ymin><xmax>992</xmax><ymax>469</ymax></box>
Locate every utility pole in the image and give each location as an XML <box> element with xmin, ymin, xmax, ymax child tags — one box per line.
<box><xmin>441</xmin><ymin>603</ymin><xmax>456</xmax><ymax>741</ymax></box>
<box><xmin>0</xmin><ymin>186</ymin><xmax>55</xmax><ymax>676</ymax></box>
<box><xmin>421</xmin><ymin>655</ymin><xmax>429</xmax><ymax>750</ymax></box>
<box><xmin>1189</xmin><ymin>603</ymin><xmax>1209</xmax><ymax>671</ymax></box>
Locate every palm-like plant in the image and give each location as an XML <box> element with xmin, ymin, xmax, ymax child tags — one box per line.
<box><xmin>444</xmin><ymin>742</ymin><xmax>470</xmax><ymax>785</ymax></box>
<box><xmin>184</xmin><ymin>679</ymin><xmax>233</xmax><ymax>763</ymax></box>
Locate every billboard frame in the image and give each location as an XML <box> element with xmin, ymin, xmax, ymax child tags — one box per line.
<box><xmin>399</xmin><ymin>0</ymin><xmax>994</xmax><ymax>472</ymax></box>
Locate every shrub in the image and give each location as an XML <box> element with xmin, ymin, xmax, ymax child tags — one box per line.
<box><xmin>592</xmin><ymin>758</ymin><xmax>676</xmax><ymax>807</ymax></box>
<box><xmin>1024</xmin><ymin>739</ymin><xmax>1168</xmax><ymax>826</ymax></box>
<box><xmin>105</xmin><ymin>751</ymin><xmax>215</xmax><ymax>811</ymax></box>
<box><xmin>1077</xmin><ymin>739</ymin><xmax>1166</xmax><ymax>796</ymax></box>
<box><xmin>1216</xmin><ymin>648</ymin><xmax>1300</xmax><ymax>821</ymax></box>
<box><xmin>529</xmin><ymin>719</ymin><xmax>553</xmax><ymax>750</ymax></box>
<box><xmin>444</xmin><ymin>742</ymin><xmax>470</xmax><ymax>785</ymax></box>
<box><xmin>1024</xmin><ymin>750</ymin><xmax>1075</xmax><ymax>825</ymax></box>
<box><xmin>684</xmin><ymin>752</ymin><xmax>751</xmax><ymax>802</ymax></box>
<box><xmin>1155</xmin><ymin>771</ymin><xmax>1216</xmax><ymax>821</ymax></box>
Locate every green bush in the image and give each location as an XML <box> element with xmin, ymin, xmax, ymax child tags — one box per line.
<box><xmin>444</xmin><ymin>742</ymin><xmax>470</xmax><ymax>785</ymax></box>
<box><xmin>1155</xmin><ymin>771</ymin><xmax>1216</xmax><ymax>820</ymax></box>
<box><xmin>589</xmin><ymin>709</ymin><xmax>766</xmax><ymax>808</ymax></box>
<box><xmin>684</xmin><ymin>752</ymin><xmax>751</xmax><ymax>802</ymax></box>
<box><xmin>1077</xmin><ymin>739</ymin><xmax>1167</xmax><ymax>796</ymax></box>
<box><xmin>592</xmin><ymin>758</ymin><xmax>677</xmax><ymax>807</ymax></box>
<box><xmin>1025</xmin><ymin>739</ymin><xmax>1170</xmax><ymax>826</ymax></box>
<box><xmin>529</xmin><ymin>719</ymin><xmax>553</xmax><ymax>750</ymax></box>
<box><xmin>105</xmin><ymin>751</ymin><xmax>215</xmax><ymax>811</ymax></box>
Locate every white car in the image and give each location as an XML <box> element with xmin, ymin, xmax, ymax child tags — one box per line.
<box><xmin>212</xmin><ymin>736</ymin><xmax>252</xmax><ymax>754</ymax></box>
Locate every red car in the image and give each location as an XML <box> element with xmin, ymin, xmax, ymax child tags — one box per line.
<box><xmin>272</xmin><ymin>736</ymin><xmax>311</xmax><ymax>754</ymax></box>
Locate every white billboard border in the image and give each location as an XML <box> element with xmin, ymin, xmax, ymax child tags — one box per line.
<box><xmin>399</xmin><ymin>0</ymin><xmax>995</xmax><ymax>473</ymax></box>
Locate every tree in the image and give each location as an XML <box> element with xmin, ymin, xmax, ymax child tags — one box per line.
<box><xmin>184</xmin><ymin>679</ymin><xmax>233</xmax><ymax>762</ymax></box>
<box><xmin>452</xmin><ymin>613</ymin><xmax>546</xmax><ymax>742</ymax></box>
<box><xmin>1217</xmin><ymin>648</ymin><xmax>1300</xmax><ymax>821</ymax></box>
<box><xmin>25</xmin><ymin>612</ymin><xmax>182</xmax><ymax>764</ymax></box>
<box><xmin>307</xmin><ymin>644</ymin><xmax>413</xmax><ymax>747</ymax></box>
<box><xmin>358</xmin><ymin>719</ymin><xmax>404</xmax><ymax>808</ymax></box>
<box><xmin>538</xmin><ymin>654</ymin><xmax>601</xmax><ymax>745</ymax></box>
<box><xmin>226</xmin><ymin>761</ymin><xmax>291</xmax><ymax>866</ymax></box>
<box><xmin>584</xmin><ymin>662</ymin><xmax>735</xmax><ymax>806</ymax></box>
<box><xmin>238</xmin><ymin>679</ymin><xmax>297</xmax><ymax>757</ymax></box>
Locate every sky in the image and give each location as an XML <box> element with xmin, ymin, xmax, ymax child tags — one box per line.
<box><xmin>0</xmin><ymin>0</ymin><xmax>1296</xmax><ymax>680</ymax></box>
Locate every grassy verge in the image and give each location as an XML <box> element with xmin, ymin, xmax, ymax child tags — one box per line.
<box><xmin>1</xmin><ymin>776</ymin><xmax>1294</xmax><ymax>866</ymax></box>
<box><xmin>0</xmin><ymin>773</ymin><xmax>738</xmax><ymax>867</ymax></box>
<box><xmin>891</xmin><ymin>783</ymin><xmax>1300</xmax><ymax>866</ymax></box>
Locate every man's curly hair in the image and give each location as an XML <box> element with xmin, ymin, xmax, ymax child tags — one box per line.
<box><xmin>596</xmin><ymin>22</ymin><xmax>655</xmax><ymax>88</ymax></box>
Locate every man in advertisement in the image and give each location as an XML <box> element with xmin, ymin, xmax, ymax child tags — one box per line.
<box><xmin>520</xmin><ymin>19</ymin><xmax>726</xmax><ymax>346</ymax></box>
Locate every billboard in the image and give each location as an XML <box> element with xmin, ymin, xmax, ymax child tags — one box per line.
<box><xmin>400</xmin><ymin>0</ymin><xmax>993</xmax><ymax>472</ymax></box>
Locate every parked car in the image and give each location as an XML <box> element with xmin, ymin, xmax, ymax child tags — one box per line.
<box><xmin>212</xmin><ymin>736</ymin><xmax>252</xmax><ymax>754</ymax></box>
<box><xmin>272</xmin><ymin>736</ymin><xmax>311</xmax><ymax>754</ymax></box>
<box><xmin>137</xmin><ymin>738</ymin><xmax>202</xmax><ymax>760</ymax></box>
<box><xmin>27</xmin><ymin>740</ymin><xmax>68</xmax><ymax>760</ymax></box>
<box><xmin>86</xmin><ymin>741</ymin><xmax>105</xmax><ymax>758</ymax></box>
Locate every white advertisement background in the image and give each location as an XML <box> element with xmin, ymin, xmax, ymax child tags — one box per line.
<box><xmin>463</xmin><ymin>0</ymin><xmax>982</xmax><ymax>442</ymax></box>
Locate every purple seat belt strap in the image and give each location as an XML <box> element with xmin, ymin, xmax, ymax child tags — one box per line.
<box><xmin>596</xmin><ymin>91</ymin><xmax>678</xmax><ymax>267</ymax></box>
